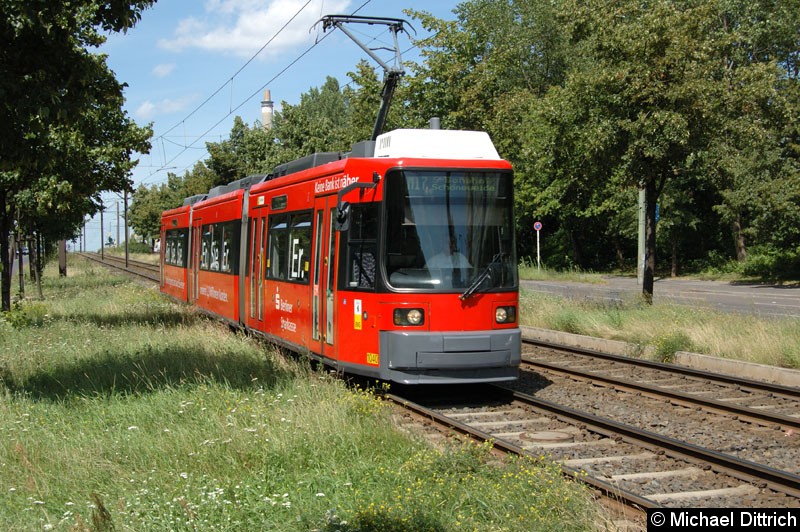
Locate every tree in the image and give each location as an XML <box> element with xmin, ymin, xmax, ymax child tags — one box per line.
<box><xmin>524</xmin><ymin>0</ymin><xmax>799</xmax><ymax>299</ymax></box>
<box><xmin>274</xmin><ymin>76</ymin><xmax>354</xmax><ymax>158</ymax></box>
<box><xmin>406</xmin><ymin>1</ymin><xmax>575</xmax><ymax>263</ymax></box>
<box><xmin>0</xmin><ymin>0</ymin><xmax>154</xmax><ymax>311</ymax></box>
<box><xmin>129</xmin><ymin>162</ymin><xmax>216</xmax><ymax>242</ymax></box>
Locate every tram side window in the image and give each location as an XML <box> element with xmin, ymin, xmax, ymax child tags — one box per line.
<box><xmin>345</xmin><ymin>203</ymin><xmax>378</xmax><ymax>290</ymax></box>
<box><xmin>165</xmin><ymin>229</ymin><xmax>188</xmax><ymax>267</ymax></box>
<box><xmin>200</xmin><ymin>225</ymin><xmax>215</xmax><ymax>270</ymax></box>
<box><xmin>289</xmin><ymin>213</ymin><xmax>312</xmax><ymax>283</ymax></box>
<box><xmin>200</xmin><ymin>222</ymin><xmax>240</xmax><ymax>274</ymax></box>
<box><xmin>267</xmin><ymin>211</ymin><xmax>312</xmax><ymax>284</ymax></box>
<box><xmin>267</xmin><ymin>215</ymin><xmax>288</xmax><ymax>280</ymax></box>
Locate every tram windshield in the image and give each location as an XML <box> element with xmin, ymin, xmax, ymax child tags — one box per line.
<box><xmin>384</xmin><ymin>170</ymin><xmax>517</xmax><ymax>292</ymax></box>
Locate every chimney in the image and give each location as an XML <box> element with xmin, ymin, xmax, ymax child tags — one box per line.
<box><xmin>261</xmin><ymin>89</ymin><xmax>274</xmax><ymax>130</ymax></box>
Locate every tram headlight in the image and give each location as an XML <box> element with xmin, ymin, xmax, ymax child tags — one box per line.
<box><xmin>394</xmin><ymin>308</ymin><xmax>424</xmax><ymax>326</ymax></box>
<box><xmin>495</xmin><ymin>306</ymin><xmax>516</xmax><ymax>324</ymax></box>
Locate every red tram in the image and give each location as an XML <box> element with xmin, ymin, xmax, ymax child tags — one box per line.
<box><xmin>160</xmin><ymin>127</ymin><xmax>520</xmax><ymax>384</ymax></box>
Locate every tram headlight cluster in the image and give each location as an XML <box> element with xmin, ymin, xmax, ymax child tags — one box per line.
<box><xmin>495</xmin><ymin>306</ymin><xmax>516</xmax><ymax>324</ymax></box>
<box><xmin>394</xmin><ymin>308</ymin><xmax>424</xmax><ymax>326</ymax></box>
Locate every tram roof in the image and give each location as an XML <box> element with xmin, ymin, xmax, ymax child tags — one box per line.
<box><xmin>374</xmin><ymin>129</ymin><xmax>501</xmax><ymax>160</ymax></box>
<box><xmin>179</xmin><ymin>129</ymin><xmax>505</xmax><ymax>206</ymax></box>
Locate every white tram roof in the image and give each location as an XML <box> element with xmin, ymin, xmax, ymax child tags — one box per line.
<box><xmin>374</xmin><ymin>129</ymin><xmax>501</xmax><ymax>160</ymax></box>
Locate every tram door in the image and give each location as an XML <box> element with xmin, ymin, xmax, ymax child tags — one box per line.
<box><xmin>312</xmin><ymin>196</ymin><xmax>337</xmax><ymax>360</ymax></box>
<box><xmin>247</xmin><ymin>215</ymin><xmax>267</xmax><ymax>331</ymax></box>
<box><xmin>189</xmin><ymin>217</ymin><xmax>202</xmax><ymax>303</ymax></box>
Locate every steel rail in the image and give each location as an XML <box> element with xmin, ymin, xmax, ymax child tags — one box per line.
<box><xmin>91</xmin><ymin>254</ymin><xmax>159</xmax><ymax>273</ymax></box>
<box><xmin>521</xmin><ymin>357</ymin><xmax>800</xmax><ymax>431</ymax></box>
<box><xmin>523</xmin><ymin>337</ymin><xmax>800</xmax><ymax>399</ymax></box>
<box><xmin>79</xmin><ymin>252</ymin><xmax>159</xmax><ymax>282</ymax></box>
<box><xmin>509</xmin><ymin>389</ymin><xmax>800</xmax><ymax>499</ymax></box>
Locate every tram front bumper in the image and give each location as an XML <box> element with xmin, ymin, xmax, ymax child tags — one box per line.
<box><xmin>379</xmin><ymin>329</ymin><xmax>521</xmax><ymax>384</ymax></box>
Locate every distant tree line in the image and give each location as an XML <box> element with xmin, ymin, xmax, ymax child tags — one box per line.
<box><xmin>132</xmin><ymin>0</ymin><xmax>799</xmax><ymax>297</ymax></box>
<box><xmin>2</xmin><ymin>0</ymin><xmax>797</xmax><ymax>311</ymax></box>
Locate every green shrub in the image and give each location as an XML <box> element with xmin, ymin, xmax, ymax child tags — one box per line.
<box><xmin>549</xmin><ymin>309</ymin><xmax>584</xmax><ymax>335</ymax></box>
<box><xmin>654</xmin><ymin>331</ymin><xmax>693</xmax><ymax>363</ymax></box>
<box><xmin>2</xmin><ymin>301</ymin><xmax>50</xmax><ymax>329</ymax></box>
<box><xmin>740</xmin><ymin>247</ymin><xmax>800</xmax><ymax>281</ymax></box>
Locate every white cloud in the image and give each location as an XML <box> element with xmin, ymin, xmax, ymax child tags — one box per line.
<box><xmin>152</xmin><ymin>63</ymin><xmax>176</xmax><ymax>78</ymax></box>
<box><xmin>159</xmin><ymin>0</ymin><xmax>350</xmax><ymax>58</ymax></box>
<box><xmin>135</xmin><ymin>95</ymin><xmax>199</xmax><ymax>120</ymax></box>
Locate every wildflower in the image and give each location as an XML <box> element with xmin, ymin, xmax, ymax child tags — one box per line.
<box><xmin>180</xmin><ymin>472</ymin><xmax>188</xmax><ymax>479</ymax></box>
<box><xmin>316</xmin><ymin>493</ymin><xmax>325</xmax><ymax>497</ymax></box>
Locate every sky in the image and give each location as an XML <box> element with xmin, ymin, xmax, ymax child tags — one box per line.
<box><xmin>85</xmin><ymin>0</ymin><xmax>463</xmax><ymax>248</ymax></box>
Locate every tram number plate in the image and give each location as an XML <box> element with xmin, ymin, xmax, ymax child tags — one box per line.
<box><xmin>366</xmin><ymin>352</ymin><xmax>380</xmax><ymax>366</ymax></box>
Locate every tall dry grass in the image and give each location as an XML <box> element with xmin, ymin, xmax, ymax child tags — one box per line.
<box><xmin>520</xmin><ymin>290</ymin><xmax>800</xmax><ymax>368</ymax></box>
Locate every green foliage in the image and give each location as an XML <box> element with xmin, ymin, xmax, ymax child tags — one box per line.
<box><xmin>654</xmin><ymin>331</ymin><xmax>694</xmax><ymax>364</ymax></box>
<box><xmin>548</xmin><ymin>309</ymin><xmax>584</xmax><ymax>335</ymax></box>
<box><xmin>739</xmin><ymin>247</ymin><xmax>800</xmax><ymax>281</ymax></box>
<box><xmin>15</xmin><ymin>0</ymin><xmax>798</xmax><ymax>305</ymax></box>
<box><xmin>128</xmin><ymin>161</ymin><xmax>218</xmax><ymax>240</ymax></box>
<box><xmin>1</xmin><ymin>301</ymin><xmax>50</xmax><ymax>329</ymax></box>
<box><xmin>0</xmin><ymin>0</ymin><xmax>155</xmax><ymax>311</ymax></box>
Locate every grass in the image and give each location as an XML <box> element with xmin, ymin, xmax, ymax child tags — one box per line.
<box><xmin>0</xmin><ymin>257</ymin><xmax>600</xmax><ymax>531</ymax></box>
<box><xmin>519</xmin><ymin>290</ymin><xmax>800</xmax><ymax>369</ymax></box>
<box><xmin>517</xmin><ymin>259</ymin><xmax>606</xmax><ymax>284</ymax></box>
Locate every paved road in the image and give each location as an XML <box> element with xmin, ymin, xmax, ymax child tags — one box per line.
<box><xmin>521</xmin><ymin>276</ymin><xmax>800</xmax><ymax>319</ymax></box>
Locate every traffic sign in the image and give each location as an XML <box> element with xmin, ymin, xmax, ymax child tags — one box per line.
<box><xmin>533</xmin><ymin>221</ymin><xmax>543</xmax><ymax>231</ymax></box>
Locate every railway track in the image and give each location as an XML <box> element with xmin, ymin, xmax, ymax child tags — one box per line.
<box><xmin>79</xmin><ymin>252</ymin><xmax>159</xmax><ymax>282</ymax></box>
<box><xmin>388</xmin><ymin>341</ymin><xmax>800</xmax><ymax>523</ymax></box>
<box><xmin>518</xmin><ymin>339</ymin><xmax>800</xmax><ymax>472</ymax></box>
<box><xmin>522</xmin><ymin>338</ymin><xmax>800</xmax><ymax>427</ymax></box>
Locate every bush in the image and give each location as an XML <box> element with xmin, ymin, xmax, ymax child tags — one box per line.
<box><xmin>1</xmin><ymin>301</ymin><xmax>50</xmax><ymax>329</ymax></box>
<box><xmin>740</xmin><ymin>247</ymin><xmax>800</xmax><ymax>281</ymax></box>
<box><xmin>549</xmin><ymin>309</ymin><xmax>584</xmax><ymax>335</ymax></box>
<box><xmin>654</xmin><ymin>331</ymin><xmax>693</xmax><ymax>363</ymax></box>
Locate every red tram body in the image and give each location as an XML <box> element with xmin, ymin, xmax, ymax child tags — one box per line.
<box><xmin>160</xmin><ymin>128</ymin><xmax>521</xmax><ymax>384</ymax></box>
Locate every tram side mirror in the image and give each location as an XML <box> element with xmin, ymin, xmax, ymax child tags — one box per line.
<box><xmin>335</xmin><ymin>202</ymin><xmax>351</xmax><ymax>231</ymax></box>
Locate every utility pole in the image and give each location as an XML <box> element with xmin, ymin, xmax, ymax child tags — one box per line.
<box><xmin>637</xmin><ymin>187</ymin><xmax>645</xmax><ymax>285</ymax></box>
<box><xmin>116</xmin><ymin>201</ymin><xmax>120</xmax><ymax>249</ymax></box>
<box><xmin>124</xmin><ymin>189</ymin><xmax>130</xmax><ymax>268</ymax></box>
<box><xmin>100</xmin><ymin>199</ymin><xmax>104</xmax><ymax>259</ymax></box>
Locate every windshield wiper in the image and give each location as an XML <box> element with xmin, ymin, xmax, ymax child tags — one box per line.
<box><xmin>459</xmin><ymin>252</ymin><xmax>506</xmax><ymax>301</ymax></box>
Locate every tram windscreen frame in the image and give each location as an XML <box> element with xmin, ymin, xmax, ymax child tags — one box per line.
<box><xmin>384</xmin><ymin>169</ymin><xmax>517</xmax><ymax>292</ymax></box>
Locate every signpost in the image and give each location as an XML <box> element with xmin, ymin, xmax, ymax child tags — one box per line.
<box><xmin>533</xmin><ymin>221</ymin><xmax>543</xmax><ymax>270</ymax></box>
